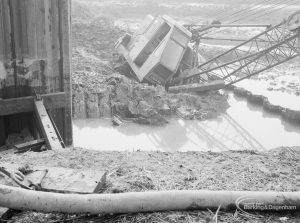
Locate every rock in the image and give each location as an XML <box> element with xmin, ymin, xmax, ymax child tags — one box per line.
<box><xmin>72</xmin><ymin>91</ymin><xmax>86</xmax><ymax>118</ymax></box>
<box><xmin>128</xmin><ymin>100</ymin><xmax>168</xmax><ymax>125</ymax></box>
<box><xmin>134</xmin><ymin>86</ymin><xmax>156</xmax><ymax>105</ymax></box>
<box><xmin>281</xmin><ymin>109</ymin><xmax>300</xmax><ymax>124</ymax></box>
<box><xmin>115</xmin><ymin>82</ymin><xmax>132</xmax><ymax>102</ymax></box>
<box><xmin>158</xmin><ymin>104</ymin><xmax>172</xmax><ymax>116</ymax></box>
<box><xmin>98</xmin><ymin>91</ymin><xmax>111</xmax><ymax>117</ymax></box>
<box><xmin>233</xmin><ymin>87</ymin><xmax>251</xmax><ymax>97</ymax></box>
<box><xmin>247</xmin><ymin>94</ymin><xmax>267</xmax><ymax>105</ymax></box>
<box><xmin>113</xmin><ymin>102</ymin><xmax>134</xmax><ymax>118</ymax></box>
<box><xmin>136</xmin><ymin>101</ymin><xmax>153</xmax><ymax>117</ymax></box>
<box><xmin>86</xmin><ymin>93</ymin><xmax>100</xmax><ymax>118</ymax></box>
<box><xmin>128</xmin><ymin>100</ymin><xmax>148</xmax><ymax>117</ymax></box>
<box><xmin>263</xmin><ymin>100</ymin><xmax>284</xmax><ymax>114</ymax></box>
<box><xmin>176</xmin><ymin>106</ymin><xmax>194</xmax><ymax>119</ymax></box>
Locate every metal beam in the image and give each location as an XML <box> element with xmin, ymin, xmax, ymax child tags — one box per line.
<box><xmin>189</xmin><ymin>24</ymin><xmax>271</xmax><ymax>28</ymax></box>
<box><xmin>183</xmin><ymin>22</ymin><xmax>299</xmax><ymax>86</ymax></box>
<box><xmin>34</xmin><ymin>100</ymin><xmax>63</xmax><ymax>150</ymax></box>
<box><xmin>169</xmin><ymin>80</ymin><xmax>225</xmax><ymax>93</ymax></box>
<box><xmin>0</xmin><ymin>92</ymin><xmax>65</xmax><ymax>116</ymax></box>
<box><xmin>187</xmin><ymin>24</ymin><xmax>271</xmax><ymax>34</ymax></box>
<box><xmin>200</xmin><ymin>37</ymin><xmax>276</xmax><ymax>43</ymax></box>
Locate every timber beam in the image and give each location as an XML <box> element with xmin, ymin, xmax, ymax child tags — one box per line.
<box><xmin>0</xmin><ymin>92</ymin><xmax>66</xmax><ymax>116</ymax></box>
<box><xmin>14</xmin><ymin>139</ymin><xmax>46</xmax><ymax>153</ymax></box>
<box><xmin>34</xmin><ymin>100</ymin><xmax>63</xmax><ymax>150</ymax></box>
<box><xmin>169</xmin><ymin>80</ymin><xmax>225</xmax><ymax>93</ymax></box>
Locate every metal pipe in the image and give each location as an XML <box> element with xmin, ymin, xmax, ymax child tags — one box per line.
<box><xmin>0</xmin><ymin>185</ymin><xmax>299</xmax><ymax>214</ymax></box>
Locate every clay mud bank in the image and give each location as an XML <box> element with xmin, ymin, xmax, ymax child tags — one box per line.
<box><xmin>228</xmin><ymin>85</ymin><xmax>300</xmax><ymax>125</ymax></box>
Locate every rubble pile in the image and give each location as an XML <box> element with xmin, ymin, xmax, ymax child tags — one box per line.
<box><xmin>73</xmin><ymin>72</ymin><xmax>228</xmax><ymax>125</ymax></box>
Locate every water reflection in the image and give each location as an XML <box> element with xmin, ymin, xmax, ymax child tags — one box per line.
<box><xmin>235</xmin><ymin>80</ymin><xmax>300</xmax><ymax>110</ymax></box>
<box><xmin>226</xmin><ymin>93</ymin><xmax>300</xmax><ymax>148</ymax></box>
<box><xmin>73</xmin><ymin>93</ymin><xmax>300</xmax><ymax>152</ymax></box>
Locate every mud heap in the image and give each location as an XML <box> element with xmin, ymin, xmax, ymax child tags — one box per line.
<box><xmin>71</xmin><ymin>5</ymin><xmax>229</xmax><ymax>126</ymax></box>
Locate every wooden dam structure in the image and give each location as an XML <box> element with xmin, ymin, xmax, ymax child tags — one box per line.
<box><xmin>0</xmin><ymin>0</ymin><xmax>72</xmax><ymax>149</ymax></box>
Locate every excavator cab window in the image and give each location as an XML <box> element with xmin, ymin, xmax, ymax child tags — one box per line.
<box><xmin>134</xmin><ymin>22</ymin><xmax>171</xmax><ymax>67</ymax></box>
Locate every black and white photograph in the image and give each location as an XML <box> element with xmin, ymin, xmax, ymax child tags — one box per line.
<box><xmin>0</xmin><ymin>0</ymin><xmax>300</xmax><ymax>222</ymax></box>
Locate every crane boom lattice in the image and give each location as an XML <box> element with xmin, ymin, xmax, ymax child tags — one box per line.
<box><xmin>184</xmin><ymin>22</ymin><xmax>300</xmax><ymax>86</ymax></box>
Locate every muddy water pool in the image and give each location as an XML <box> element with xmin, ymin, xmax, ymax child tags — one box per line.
<box><xmin>73</xmin><ymin>92</ymin><xmax>300</xmax><ymax>152</ymax></box>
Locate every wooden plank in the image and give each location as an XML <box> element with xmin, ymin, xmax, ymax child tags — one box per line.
<box><xmin>0</xmin><ymin>117</ymin><xmax>5</xmax><ymax>146</ymax></box>
<box><xmin>0</xmin><ymin>92</ymin><xmax>66</xmax><ymax>116</ymax></box>
<box><xmin>58</xmin><ymin>0</ymin><xmax>72</xmax><ymax>146</ymax></box>
<box><xmin>43</xmin><ymin>0</ymin><xmax>51</xmax><ymax>93</ymax></box>
<box><xmin>0</xmin><ymin>2</ymin><xmax>5</xmax><ymax>61</ymax></box>
<box><xmin>42</xmin><ymin>92</ymin><xmax>66</xmax><ymax>109</ymax></box>
<box><xmin>14</xmin><ymin>139</ymin><xmax>45</xmax><ymax>150</ymax></box>
<box><xmin>169</xmin><ymin>80</ymin><xmax>226</xmax><ymax>93</ymax></box>
<box><xmin>50</xmin><ymin>0</ymin><xmax>60</xmax><ymax>93</ymax></box>
<box><xmin>35</xmin><ymin>0</ymin><xmax>46</xmax><ymax>58</ymax></box>
<box><xmin>1</xmin><ymin>0</ymin><xmax>12</xmax><ymax>59</ymax></box>
<box><xmin>34</xmin><ymin>100</ymin><xmax>62</xmax><ymax>150</ymax></box>
<box><xmin>26</xmin><ymin>0</ymin><xmax>37</xmax><ymax>58</ymax></box>
<box><xmin>19</xmin><ymin>0</ymin><xmax>29</xmax><ymax>57</ymax></box>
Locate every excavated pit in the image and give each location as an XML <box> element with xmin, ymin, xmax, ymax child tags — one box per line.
<box><xmin>71</xmin><ymin>14</ymin><xmax>229</xmax><ymax>126</ymax></box>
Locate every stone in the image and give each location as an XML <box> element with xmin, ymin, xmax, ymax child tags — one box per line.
<box><xmin>72</xmin><ymin>92</ymin><xmax>86</xmax><ymax>119</ymax></box>
<box><xmin>86</xmin><ymin>93</ymin><xmax>100</xmax><ymax>118</ymax></box>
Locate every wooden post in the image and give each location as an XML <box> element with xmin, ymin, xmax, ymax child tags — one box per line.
<box><xmin>0</xmin><ymin>81</ymin><xmax>5</xmax><ymax>146</ymax></box>
<box><xmin>58</xmin><ymin>0</ymin><xmax>73</xmax><ymax>146</ymax></box>
<box><xmin>0</xmin><ymin>116</ymin><xmax>5</xmax><ymax>146</ymax></box>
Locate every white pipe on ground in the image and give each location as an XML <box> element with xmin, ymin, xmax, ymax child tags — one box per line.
<box><xmin>0</xmin><ymin>184</ymin><xmax>299</xmax><ymax>214</ymax></box>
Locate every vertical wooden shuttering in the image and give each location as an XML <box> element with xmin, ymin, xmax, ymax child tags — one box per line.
<box><xmin>0</xmin><ymin>0</ymin><xmax>72</xmax><ymax>146</ymax></box>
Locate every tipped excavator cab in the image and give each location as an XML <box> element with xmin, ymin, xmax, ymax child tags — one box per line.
<box><xmin>115</xmin><ymin>15</ymin><xmax>192</xmax><ymax>86</ymax></box>
<box><xmin>116</xmin><ymin>12</ymin><xmax>299</xmax><ymax>93</ymax></box>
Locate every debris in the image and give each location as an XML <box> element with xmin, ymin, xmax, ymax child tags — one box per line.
<box><xmin>25</xmin><ymin>167</ymin><xmax>107</xmax><ymax>194</ymax></box>
<box><xmin>279</xmin><ymin>216</ymin><xmax>289</xmax><ymax>221</ymax></box>
<box><xmin>0</xmin><ymin>209</ymin><xmax>22</xmax><ymax>223</ymax></box>
<box><xmin>5</xmin><ymin>129</ymin><xmax>34</xmax><ymax>147</ymax></box>
<box><xmin>0</xmin><ymin>167</ymin><xmax>32</xmax><ymax>189</ymax></box>
<box><xmin>93</xmin><ymin>171</ymin><xmax>108</xmax><ymax>193</ymax></box>
<box><xmin>0</xmin><ymin>164</ymin><xmax>107</xmax><ymax>194</ymax></box>
<box><xmin>14</xmin><ymin>139</ymin><xmax>46</xmax><ymax>154</ymax></box>
<box><xmin>112</xmin><ymin>115</ymin><xmax>123</xmax><ymax>126</ymax></box>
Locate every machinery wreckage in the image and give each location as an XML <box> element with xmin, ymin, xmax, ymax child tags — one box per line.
<box><xmin>1</xmin><ymin>10</ymin><xmax>300</xmax><ymax>217</ymax></box>
<box><xmin>115</xmin><ymin>11</ymin><xmax>300</xmax><ymax>93</ymax></box>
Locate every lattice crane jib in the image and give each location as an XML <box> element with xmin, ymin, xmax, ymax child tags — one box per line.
<box><xmin>183</xmin><ymin>11</ymin><xmax>300</xmax><ymax>87</ymax></box>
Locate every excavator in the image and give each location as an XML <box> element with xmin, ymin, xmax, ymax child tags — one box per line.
<box><xmin>115</xmin><ymin>11</ymin><xmax>300</xmax><ymax>93</ymax></box>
